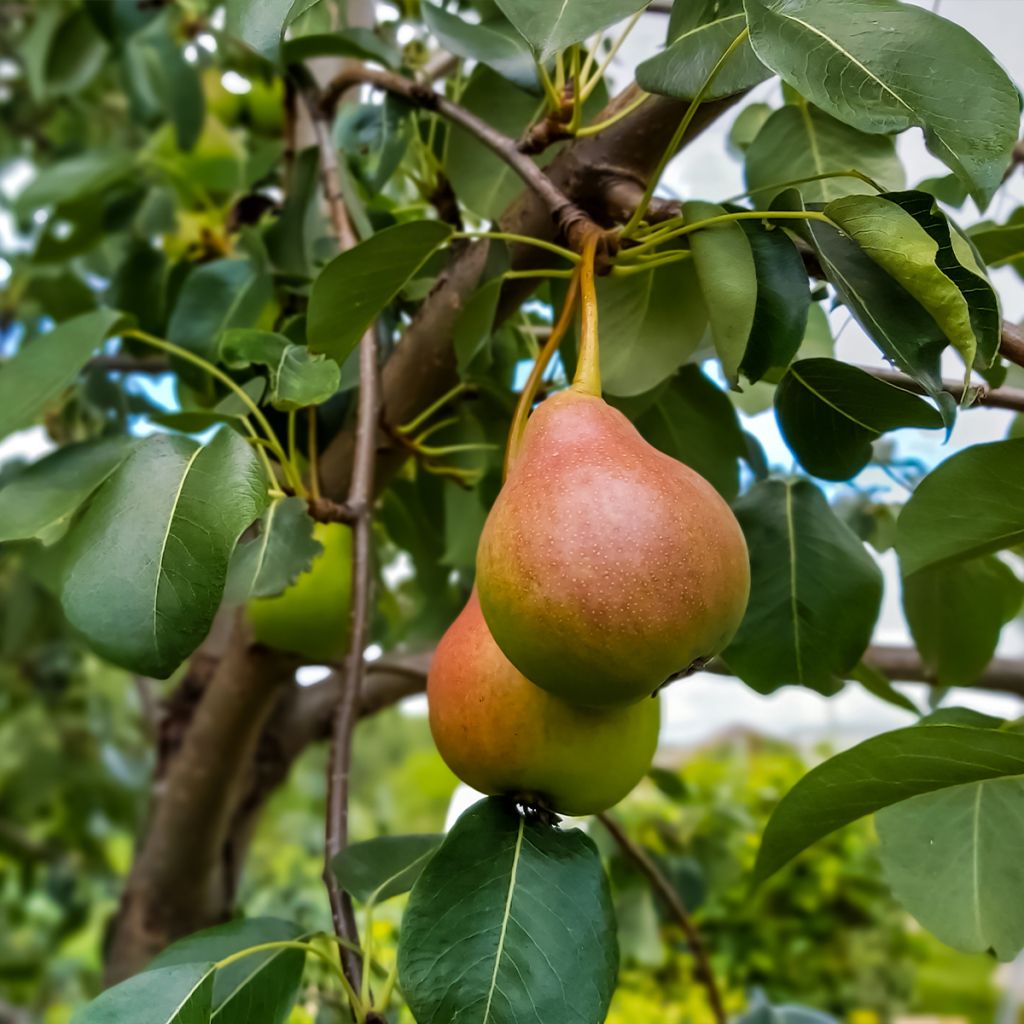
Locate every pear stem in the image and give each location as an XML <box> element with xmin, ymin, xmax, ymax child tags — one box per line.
<box><xmin>571</xmin><ymin>232</ymin><xmax>602</xmax><ymax>398</ymax></box>
<box><xmin>503</xmin><ymin>270</ymin><xmax>582</xmax><ymax>478</ymax></box>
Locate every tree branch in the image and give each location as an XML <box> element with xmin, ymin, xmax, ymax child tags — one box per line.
<box><xmin>597</xmin><ymin>812</ymin><xmax>727</xmax><ymax>1024</ymax></box>
<box><xmin>1001</xmin><ymin>320</ymin><xmax>1024</xmax><ymax>369</ymax></box>
<box><xmin>860</xmin><ymin>364</ymin><xmax>1024</xmax><ymax>412</ymax></box>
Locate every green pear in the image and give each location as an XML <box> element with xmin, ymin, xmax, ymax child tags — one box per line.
<box><xmin>428</xmin><ymin>591</ymin><xmax>660</xmax><ymax>817</ymax></box>
<box><xmin>247</xmin><ymin>521</ymin><xmax>352</xmax><ymax>662</ymax></box>
<box><xmin>477</xmin><ymin>389</ymin><xmax>750</xmax><ymax>706</ymax></box>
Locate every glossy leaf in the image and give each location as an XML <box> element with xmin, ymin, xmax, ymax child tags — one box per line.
<box><xmin>897</xmin><ymin>438</ymin><xmax>1024</xmax><ymax>575</ymax></box>
<box><xmin>754</xmin><ymin>724</ymin><xmax>1024</xmax><ymax>884</ymax></box>
<box><xmin>225</xmin><ymin>0</ymin><xmax>293</xmax><ymax>59</ymax></box>
<box><xmin>71</xmin><ymin>962</ymin><xmax>215</xmax><ymax>1024</ymax></box>
<box><xmin>398</xmin><ymin>798</ymin><xmax>617</xmax><ymax>1024</ymax></box>
<box><xmin>0</xmin><ymin>308</ymin><xmax>125</xmax><ymax>442</ymax></box>
<box><xmin>62</xmin><ymin>430</ymin><xmax>268</xmax><ymax>677</ymax></box>
<box><xmin>877</xmin><ymin>778</ymin><xmax>1024</xmax><ymax>959</ymax></box>
<box><xmin>308</xmin><ymin>221</ymin><xmax>453</xmax><ymax>361</ymax></box>
<box><xmin>332</xmin><ymin>834</ymin><xmax>443</xmax><ymax>904</ymax></box>
<box><xmin>724</xmin><ymin>479</ymin><xmax>883</xmax><ymax>694</ymax></box>
<box><xmin>775</xmin><ymin>359</ymin><xmax>943</xmax><ymax>481</ymax></box>
<box><xmin>744</xmin><ymin>103</ymin><xmax>905</xmax><ymax>206</ymax></box>
<box><xmin>494</xmin><ymin>0</ymin><xmax>650</xmax><ymax>61</ymax></box>
<box><xmin>150</xmin><ymin>918</ymin><xmax>306</xmax><ymax>1024</ymax></box>
<box><xmin>743</xmin><ymin>0</ymin><xmax>1020</xmax><ymax>206</ymax></box>
<box><xmin>220</xmin><ymin>329</ymin><xmax>339</xmax><ymax>410</ymax></box>
<box><xmin>0</xmin><ymin>437</ymin><xmax>135</xmax><ymax>544</ymax></box>
<box><xmin>684</xmin><ymin>200</ymin><xmax>757</xmax><ymax>384</ymax></box>
<box><xmin>225</xmin><ymin>497</ymin><xmax>322</xmax><ymax>603</ymax></box>
<box><xmin>902</xmin><ymin>556</ymin><xmax>1022</xmax><ymax>688</ymax></box>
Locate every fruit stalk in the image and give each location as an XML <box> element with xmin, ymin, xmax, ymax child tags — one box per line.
<box><xmin>572</xmin><ymin>231</ymin><xmax>603</xmax><ymax>398</ymax></box>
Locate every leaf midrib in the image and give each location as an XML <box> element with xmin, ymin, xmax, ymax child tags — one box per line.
<box><xmin>482</xmin><ymin>816</ymin><xmax>524</xmax><ymax>1024</ymax></box>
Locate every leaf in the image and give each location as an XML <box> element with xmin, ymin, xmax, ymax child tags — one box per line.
<box><xmin>454</xmin><ymin>277</ymin><xmax>505</xmax><ymax>374</ymax></box>
<box><xmin>736</xmin><ymin>992</ymin><xmax>838</xmax><ymax>1024</ymax></box>
<box><xmin>625</xmin><ymin>365</ymin><xmax>747</xmax><ymax>501</ymax></box>
<box><xmin>332</xmin><ymin>834</ymin><xmax>443</xmax><ymax>904</ymax></box>
<box><xmin>168</xmin><ymin>260</ymin><xmax>270</xmax><ymax>361</ymax></box>
<box><xmin>849</xmin><ymin>662</ymin><xmax>919</xmax><ymax>716</ymax></box>
<box><xmin>971</xmin><ymin>208</ymin><xmax>1024</xmax><ymax>279</ymax></box>
<box><xmin>743</xmin><ymin>0</ymin><xmax>1021</xmax><ymax>206</ymax></box>
<box><xmin>422</xmin><ymin>3</ymin><xmax>537</xmax><ymax>91</ymax></box>
<box><xmin>684</xmin><ymin>200</ymin><xmax>757</xmax><ymax>384</ymax></box>
<box><xmin>15</xmin><ymin>149</ymin><xmax>133</xmax><ymax>213</ymax></box>
<box><xmin>753</xmin><ymin>724</ymin><xmax>1024</xmax><ymax>884</ymax></box>
<box><xmin>738</xmin><ymin>218</ymin><xmax>810</xmax><ymax>383</ymax></box>
<box><xmin>0</xmin><ymin>309</ymin><xmax>125</xmax><ymax>443</ymax></box>
<box><xmin>308</xmin><ymin>221</ymin><xmax>452</xmax><ymax>362</ymax></box>
<box><xmin>225</xmin><ymin>497</ymin><xmax>322</xmax><ymax>603</ymax></box>
<box><xmin>220</xmin><ymin>329</ymin><xmax>339</xmax><ymax>410</ymax></box>
<box><xmin>723</xmin><ymin>478</ymin><xmax>883</xmax><ymax>694</ymax></box>
<box><xmin>744</xmin><ymin>103</ymin><xmax>905</xmax><ymax>206</ymax></box>
<box><xmin>824</xmin><ymin>194</ymin><xmax>978</xmax><ymax>377</ymax></box>
<box><xmin>728</xmin><ymin>102</ymin><xmax>772</xmax><ymax>156</ymax></box>
<box><xmin>445</xmin><ymin>66</ymin><xmax>545</xmax><ymax>222</ymax></box>
<box><xmin>902</xmin><ymin>556</ymin><xmax>1022</xmax><ymax>688</ymax></box>
<box><xmin>0</xmin><ymin>437</ymin><xmax>135</xmax><ymax>544</ymax></box>
<box><xmin>637</xmin><ymin>14</ymin><xmax>770</xmax><ymax>101</ymax></box>
<box><xmin>71</xmin><ymin>962</ymin><xmax>215</xmax><ymax>1024</ymax></box>
<box><xmin>61</xmin><ymin>430</ymin><xmax>268</xmax><ymax>677</ymax></box>
<box><xmin>774</xmin><ymin>358</ymin><xmax>943</xmax><ymax>481</ymax></box>
<box><xmin>149</xmin><ymin>918</ymin><xmax>306</xmax><ymax>1024</ymax></box>
<box><xmin>896</xmin><ymin>437</ymin><xmax>1024</xmax><ymax>575</ymax></box>
<box><xmin>877</xmin><ymin>778</ymin><xmax>1024</xmax><ymax>959</ymax></box>
<box><xmin>225</xmin><ymin>0</ymin><xmax>293</xmax><ymax>59</ymax></box>
<box><xmin>398</xmin><ymin>798</ymin><xmax>617</xmax><ymax>1024</ymax></box>
<box><xmin>598</xmin><ymin>258</ymin><xmax>706</xmax><ymax>397</ymax></box>
<box><xmin>280</xmin><ymin>28</ymin><xmax>401</xmax><ymax>68</ymax></box>
<box><xmin>494</xmin><ymin>0</ymin><xmax>650</xmax><ymax>61</ymax></box>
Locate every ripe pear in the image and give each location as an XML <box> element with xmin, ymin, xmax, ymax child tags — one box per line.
<box><xmin>428</xmin><ymin>591</ymin><xmax>660</xmax><ymax>817</ymax></box>
<box><xmin>247</xmin><ymin>521</ymin><xmax>352</xmax><ymax>662</ymax></box>
<box><xmin>477</xmin><ymin>390</ymin><xmax>750</xmax><ymax>707</ymax></box>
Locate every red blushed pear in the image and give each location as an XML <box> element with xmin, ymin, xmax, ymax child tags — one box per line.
<box><xmin>476</xmin><ymin>233</ymin><xmax>751</xmax><ymax>707</ymax></box>
<box><xmin>428</xmin><ymin>592</ymin><xmax>660</xmax><ymax>817</ymax></box>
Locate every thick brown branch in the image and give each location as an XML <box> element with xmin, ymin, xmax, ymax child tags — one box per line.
<box><xmin>1001</xmin><ymin>320</ymin><xmax>1024</xmax><ymax>369</ymax></box>
<box><xmin>597</xmin><ymin>812</ymin><xmax>727</xmax><ymax>1024</ymax></box>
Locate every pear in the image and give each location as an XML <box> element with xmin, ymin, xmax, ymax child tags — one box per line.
<box><xmin>428</xmin><ymin>591</ymin><xmax>660</xmax><ymax>817</ymax></box>
<box><xmin>477</xmin><ymin>389</ymin><xmax>750</xmax><ymax>706</ymax></box>
<box><xmin>247</xmin><ymin>521</ymin><xmax>352</xmax><ymax>662</ymax></box>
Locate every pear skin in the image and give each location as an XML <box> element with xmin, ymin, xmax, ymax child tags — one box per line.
<box><xmin>428</xmin><ymin>592</ymin><xmax>660</xmax><ymax>817</ymax></box>
<box><xmin>477</xmin><ymin>390</ymin><xmax>750</xmax><ymax>706</ymax></box>
<box><xmin>247</xmin><ymin>521</ymin><xmax>352</xmax><ymax>662</ymax></box>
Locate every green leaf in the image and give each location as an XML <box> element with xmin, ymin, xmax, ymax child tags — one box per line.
<box><xmin>753</xmin><ymin>724</ymin><xmax>1024</xmax><ymax>884</ymax></box>
<box><xmin>422</xmin><ymin>3</ymin><xmax>536</xmax><ymax>91</ymax></box>
<box><xmin>902</xmin><ymin>556</ymin><xmax>1022</xmax><ymax>688</ymax></box>
<box><xmin>398</xmin><ymin>798</ymin><xmax>617</xmax><ymax>1024</ymax></box>
<box><xmin>494</xmin><ymin>0</ymin><xmax>650</xmax><ymax>61</ymax></box>
<box><xmin>736</xmin><ymin>992</ymin><xmax>838</xmax><ymax>1024</ymax></box>
<box><xmin>917</xmin><ymin>173</ymin><xmax>970</xmax><ymax>209</ymax></box>
<box><xmin>62</xmin><ymin>430</ymin><xmax>268</xmax><ymax>677</ymax></box>
<box><xmin>728</xmin><ymin>102</ymin><xmax>772</xmax><ymax>156</ymax></box>
<box><xmin>598</xmin><ymin>259</ymin><xmax>706</xmax><ymax>397</ymax></box>
<box><xmin>454</xmin><ymin>277</ymin><xmax>504</xmax><ymax>374</ymax></box>
<box><xmin>684</xmin><ymin>200</ymin><xmax>756</xmax><ymax>384</ymax></box>
<box><xmin>738</xmin><ymin>218</ymin><xmax>810</xmax><ymax>383</ymax></box>
<box><xmin>280</xmin><ymin>28</ymin><xmax>401</xmax><ymax>67</ymax></box>
<box><xmin>332</xmin><ymin>834</ymin><xmax>443</xmax><ymax>904</ymax></box>
<box><xmin>225</xmin><ymin>497</ymin><xmax>322</xmax><ymax>603</ymax></box>
<box><xmin>877</xmin><ymin>778</ymin><xmax>1024</xmax><ymax>959</ymax></box>
<box><xmin>168</xmin><ymin>260</ymin><xmax>270</xmax><ymax>361</ymax></box>
<box><xmin>824</xmin><ymin>194</ymin><xmax>978</xmax><ymax>377</ymax></box>
<box><xmin>225</xmin><ymin>0</ymin><xmax>293</xmax><ymax>59</ymax></box>
<box><xmin>637</xmin><ymin>14</ymin><xmax>770</xmax><ymax>101</ymax></box>
<box><xmin>775</xmin><ymin>358</ymin><xmax>943</xmax><ymax>481</ymax></box>
<box><xmin>971</xmin><ymin>208</ymin><xmax>1024</xmax><ymax>278</ymax></box>
<box><xmin>0</xmin><ymin>309</ymin><xmax>125</xmax><ymax>443</ymax></box>
<box><xmin>743</xmin><ymin>0</ymin><xmax>1021</xmax><ymax>206</ymax></box>
<box><xmin>744</xmin><ymin>103</ymin><xmax>905</xmax><ymax>206</ymax></box>
<box><xmin>149</xmin><ymin>918</ymin><xmax>305</xmax><ymax>1024</ymax></box>
<box><xmin>849</xmin><ymin>662</ymin><xmax>920</xmax><ymax>716</ymax></box>
<box><xmin>0</xmin><ymin>437</ymin><xmax>135</xmax><ymax>544</ymax></box>
<box><xmin>445</xmin><ymin>66</ymin><xmax>546</xmax><ymax>222</ymax></box>
<box><xmin>724</xmin><ymin>478</ymin><xmax>883</xmax><ymax>694</ymax></box>
<box><xmin>896</xmin><ymin>438</ymin><xmax>1024</xmax><ymax>575</ymax></box>
<box><xmin>15</xmin><ymin>149</ymin><xmax>133</xmax><ymax>213</ymax></box>
<box><xmin>71</xmin><ymin>962</ymin><xmax>215</xmax><ymax>1024</ymax></box>
<box><xmin>220</xmin><ymin>329</ymin><xmax>339</xmax><ymax>410</ymax></box>
<box><xmin>308</xmin><ymin>221</ymin><xmax>453</xmax><ymax>362</ymax></box>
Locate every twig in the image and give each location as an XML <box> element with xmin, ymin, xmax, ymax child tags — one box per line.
<box><xmin>597</xmin><ymin>812</ymin><xmax>727</xmax><ymax>1024</ymax></box>
<box><xmin>860</xmin><ymin>365</ymin><xmax>1024</xmax><ymax>412</ymax></box>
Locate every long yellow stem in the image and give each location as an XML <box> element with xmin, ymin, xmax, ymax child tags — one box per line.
<box><xmin>572</xmin><ymin>232</ymin><xmax>602</xmax><ymax>397</ymax></box>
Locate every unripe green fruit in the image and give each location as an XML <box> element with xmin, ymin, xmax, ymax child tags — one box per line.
<box><xmin>247</xmin><ymin>522</ymin><xmax>352</xmax><ymax>662</ymax></box>
<box><xmin>477</xmin><ymin>390</ymin><xmax>750</xmax><ymax>707</ymax></box>
<box><xmin>428</xmin><ymin>591</ymin><xmax>660</xmax><ymax>817</ymax></box>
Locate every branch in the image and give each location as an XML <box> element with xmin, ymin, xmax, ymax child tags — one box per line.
<box><xmin>860</xmin><ymin>364</ymin><xmax>1024</xmax><ymax>412</ymax></box>
<box><xmin>597</xmin><ymin>812</ymin><xmax>727</xmax><ymax>1024</ymax></box>
<box><xmin>1001</xmin><ymin>320</ymin><xmax>1024</xmax><ymax>369</ymax></box>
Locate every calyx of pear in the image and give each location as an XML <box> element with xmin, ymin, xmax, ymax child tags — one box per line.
<box><xmin>427</xmin><ymin>591</ymin><xmax>660</xmax><ymax>817</ymax></box>
<box><xmin>476</xmin><ymin>234</ymin><xmax>751</xmax><ymax>707</ymax></box>
<box><xmin>247</xmin><ymin>521</ymin><xmax>352</xmax><ymax>662</ymax></box>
